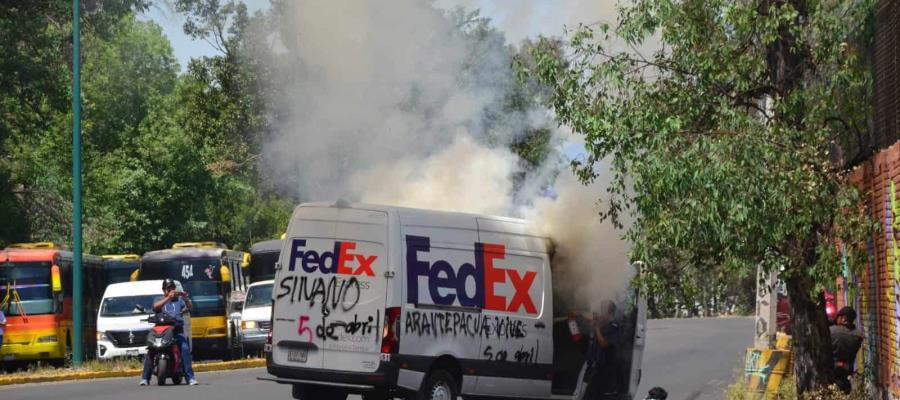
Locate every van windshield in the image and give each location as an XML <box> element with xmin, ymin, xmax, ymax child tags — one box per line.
<box><xmin>245</xmin><ymin>284</ymin><xmax>272</xmax><ymax>309</ymax></box>
<box><xmin>101</xmin><ymin>295</ymin><xmax>158</xmax><ymax>317</ymax></box>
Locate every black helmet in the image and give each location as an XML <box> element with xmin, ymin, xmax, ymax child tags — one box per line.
<box><xmin>162</xmin><ymin>278</ymin><xmax>177</xmax><ymax>291</ymax></box>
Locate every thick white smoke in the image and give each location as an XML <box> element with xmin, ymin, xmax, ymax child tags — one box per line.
<box><xmin>524</xmin><ymin>168</ymin><xmax>636</xmax><ymax>311</ymax></box>
<box><xmin>261</xmin><ymin>0</ymin><xmax>635</xmax><ymax>312</ymax></box>
<box><xmin>264</xmin><ymin>0</ymin><xmax>535</xmax><ymax>207</ymax></box>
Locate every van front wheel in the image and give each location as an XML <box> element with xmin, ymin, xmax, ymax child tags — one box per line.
<box><xmin>416</xmin><ymin>370</ymin><xmax>458</xmax><ymax>400</ymax></box>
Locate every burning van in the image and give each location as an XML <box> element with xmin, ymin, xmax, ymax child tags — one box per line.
<box><xmin>260</xmin><ymin>201</ymin><xmax>645</xmax><ymax>400</ymax></box>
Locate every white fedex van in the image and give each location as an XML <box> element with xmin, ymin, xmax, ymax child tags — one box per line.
<box><xmin>261</xmin><ymin>202</ymin><xmax>645</xmax><ymax>400</ymax></box>
<box><xmin>96</xmin><ymin>280</ymin><xmax>162</xmax><ymax>359</ymax></box>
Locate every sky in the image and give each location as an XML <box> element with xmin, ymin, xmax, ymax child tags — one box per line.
<box><xmin>145</xmin><ymin>1</ymin><xmax>622</xmax><ymax>71</ymax></box>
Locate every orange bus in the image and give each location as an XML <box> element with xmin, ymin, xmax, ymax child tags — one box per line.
<box><xmin>0</xmin><ymin>243</ymin><xmax>105</xmax><ymax>364</ymax></box>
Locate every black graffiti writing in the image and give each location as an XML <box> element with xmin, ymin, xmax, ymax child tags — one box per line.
<box><xmin>277</xmin><ymin>275</ymin><xmax>363</xmax><ymax>315</ymax></box>
<box><xmin>403</xmin><ymin>310</ymin><xmax>528</xmax><ymax>339</ymax></box>
<box><xmin>315</xmin><ymin>313</ymin><xmax>381</xmax><ymax>342</ymax></box>
<box><xmin>483</xmin><ymin>342</ymin><xmax>539</xmax><ymax>364</ymax></box>
<box><xmin>514</xmin><ymin>342</ymin><xmax>538</xmax><ymax>364</ymax></box>
<box><xmin>482</xmin><ymin>346</ymin><xmax>507</xmax><ymax>362</ymax></box>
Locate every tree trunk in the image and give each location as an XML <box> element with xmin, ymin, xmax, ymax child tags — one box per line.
<box><xmin>783</xmin><ymin>271</ymin><xmax>834</xmax><ymax>393</ymax></box>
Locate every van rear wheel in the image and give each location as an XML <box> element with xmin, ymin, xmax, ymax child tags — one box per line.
<box><xmin>416</xmin><ymin>369</ymin><xmax>458</xmax><ymax>400</ymax></box>
<box><xmin>291</xmin><ymin>384</ymin><xmax>348</xmax><ymax>400</ymax></box>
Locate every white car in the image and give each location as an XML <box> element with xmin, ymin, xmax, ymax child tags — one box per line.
<box><xmin>240</xmin><ymin>280</ymin><xmax>273</xmax><ymax>355</ymax></box>
<box><xmin>96</xmin><ymin>280</ymin><xmax>164</xmax><ymax>360</ymax></box>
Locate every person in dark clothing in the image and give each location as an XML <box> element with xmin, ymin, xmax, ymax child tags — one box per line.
<box><xmin>830</xmin><ymin>306</ymin><xmax>863</xmax><ymax>394</ymax></box>
<box><xmin>585</xmin><ymin>301</ymin><xmax>623</xmax><ymax>400</ymax></box>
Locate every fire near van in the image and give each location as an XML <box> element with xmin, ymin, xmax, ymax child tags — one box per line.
<box><xmin>261</xmin><ymin>202</ymin><xmax>646</xmax><ymax>400</ymax></box>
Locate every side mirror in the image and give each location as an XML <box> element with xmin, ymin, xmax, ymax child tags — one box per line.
<box><xmin>51</xmin><ymin>265</ymin><xmax>62</xmax><ymax>293</ymax></box>
<box><xmin>135</xmin><ymin>304</ymin><xmax>147</xmax><ymax>313</ymax></box>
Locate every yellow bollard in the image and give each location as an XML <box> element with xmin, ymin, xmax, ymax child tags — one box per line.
<box><xmin>745</xmin><ymin>348</ymin><xmax>792</xmax><ymax>399</ymax></box>
<box><xmin>775</xmin><ymin>333</ymin><xmax>791</xmax><ymax>350</ymax></box>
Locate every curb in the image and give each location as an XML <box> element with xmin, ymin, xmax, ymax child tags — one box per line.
<box><xmin>0</xmin><ymin>358</ymin><xmax>265</xmax><ymax>386</ymax></box>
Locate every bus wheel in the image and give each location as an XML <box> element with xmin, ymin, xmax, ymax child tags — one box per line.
<box><xmin>416</xmin><ymin>370</ymin><xmax>458</xmax><ymax>400</ymax></box>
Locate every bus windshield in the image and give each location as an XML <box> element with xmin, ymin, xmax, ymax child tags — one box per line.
<box><xmin>249</xmin><ymin>251</ymin><xmax>278</xmax><ymax>283</ymax></box>
<box><xmin>101</xmin><ymin>294</ymin><xmax>158</xmax><ymax>317</ymax></box>
<box><xmin>105</xmin><ymin>262</ymin><xmax>138</xmax><ymax>285</ymax></box>
<box><xmin>141</xmin><ymin>258</ymin><xmax>226</xmax><ymax>317</ymax></box>
<box><xmin>0</xmin><ymin>262</ymin><xmax>54</xmax><ymax>316</ymax></box>
<box><xmin>245</xmin><ymin>283</ymin><xmax>272</xmax><ymax>309</ymax></box>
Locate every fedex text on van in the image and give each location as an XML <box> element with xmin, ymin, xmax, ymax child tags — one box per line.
<box><xmin>287</xmin><ymin>239</ymin><xmax>376</xmax><ymax>277</ymax></box>
<box><xmin>406</xmin><ymin>235</ymin><xmax>537</xmax><ymax>314</ymax></box>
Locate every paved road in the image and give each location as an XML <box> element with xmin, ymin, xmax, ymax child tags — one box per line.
<box><xmin>635</xmin><ymin>317</ymin><xmax>753</xmax><ymax>400</ymax></box>
<box><xmin>0</xmin><ymin>317</ymin><xmax>752</xmax><ymax>400</ymax></box>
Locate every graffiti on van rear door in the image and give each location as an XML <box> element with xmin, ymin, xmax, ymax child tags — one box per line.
<box><xmin>276</xmin><ymin>275</ymin><xmax>365</xmax><ymax>315</ymax></box>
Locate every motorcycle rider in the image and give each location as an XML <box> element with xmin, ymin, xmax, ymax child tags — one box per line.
<box><xmin>140</xmin><ymin>279</ymin><xmax>198</xmax><ymax>386</ymax></box>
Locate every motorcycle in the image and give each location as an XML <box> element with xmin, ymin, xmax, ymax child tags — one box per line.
<box><xmin>141</xmin><ymin>311</ymin><xmax>185</xmax><ymax>385</ymax></box>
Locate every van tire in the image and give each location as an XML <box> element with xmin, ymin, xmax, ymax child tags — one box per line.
<box><xmin>292</xmin><ymin>384</ymin><xmax>348</xmax><ymax>400</ymax></box>
<box><xmin>416</xmin><ymin>369</ymin><xmax>458</xmax><ymax>400</ymax></box>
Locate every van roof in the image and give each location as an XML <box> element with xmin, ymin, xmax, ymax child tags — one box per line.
<box><xmin>296</xmin><ymin>202</ymin><xmax>534</xmax><ymax>226</ymax></box>
<box><xmin>103</xmin><ymin>280</ymin><xmax>166</xmax><ymax>298</ymax></box>
<box><xmin>293</xmin><ymin>202</ymin><xmax>552</xmax><ymax>254</ymax></box>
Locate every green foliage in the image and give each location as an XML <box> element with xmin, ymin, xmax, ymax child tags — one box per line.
<box><xmin>523</xmin><ymin>0</ymin><xmax>877</xmax><ymax>392</ymax></box>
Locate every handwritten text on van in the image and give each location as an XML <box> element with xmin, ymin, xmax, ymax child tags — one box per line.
<box><xmin>406</xmin><ymin>235</ymin><xmax>538</xmax><ymax>314</ymax></box>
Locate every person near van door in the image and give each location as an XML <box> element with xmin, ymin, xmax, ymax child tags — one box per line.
<box><xmin>585</xmin><ymin>301</ymin><xmax>623</xmax><ymax>399</ymax></box>
<box><xmin>830</xmin><ymin>306</ymin><xmax>863</xmax><ymax>394</ymax></box>
<box><xmin>0</xmin><ymin>309</ymin><xmax>6</xmax><ymax>349</ymax></box>
<box><xmin>140</xmin><ymin>279</ymin><xmax>197</xmax><ymax>386</ymax></box>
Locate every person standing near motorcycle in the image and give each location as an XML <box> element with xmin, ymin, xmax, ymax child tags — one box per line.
<box><xmin>140</xmin><ymin>279</ymin><xmax>198</xmax><ymax>386</ymax></box>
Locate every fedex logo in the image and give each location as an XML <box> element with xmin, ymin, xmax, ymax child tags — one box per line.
<box><xmin>406</xmin><ymin>235</ymin><xmax>538</xmax><ymax>314</ymax></box>
<box><xmin>287</xmin><ymin>239</ymin><xmax>376</xmax><ymax>277</ymax></box>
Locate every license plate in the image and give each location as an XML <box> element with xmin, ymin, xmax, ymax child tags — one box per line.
<box><xmin>287</xmin><ymin>348</ymin><xmax>308</xmax><ymax>363</ymax></box>
<box><xmin>3</xmin><ymin>354</ymin><xmax>14</xmax><ymax>361</ymax></box>
<box><xmin>126</xmin><ymin>349</ymin><xmax>140</xmax><ymax>356</ymax></box>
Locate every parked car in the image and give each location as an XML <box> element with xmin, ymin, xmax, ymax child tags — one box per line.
<box><xmin>240</xmin><ymin>280</ymin><xmax>273</xmax><ymax>356</ymax></box>
<box><xmin>96</xmin><ymin>280</ymin><xmax>164</xmax><ymax>359</ymax></box>
<box><xmin>776</xmin><ymin>289</ymin><xmax>837</xmax><ymax>334</ymax></box>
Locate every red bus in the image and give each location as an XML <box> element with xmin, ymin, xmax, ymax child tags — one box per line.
<box><xmin>0</xmin><ymin>242</ymin><xmax>105</xmax><ymax>364</ymax></box>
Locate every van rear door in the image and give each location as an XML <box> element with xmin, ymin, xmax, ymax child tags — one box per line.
<box><xmin>272</xmin><ymin>207</ymin><xmax>389</xmax><ymax>373</ymax></box>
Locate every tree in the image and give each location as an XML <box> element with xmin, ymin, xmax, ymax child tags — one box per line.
<box><xmin>0</xmin><ymin>1</ymin><xmax>151</xmax><ymax>249</ymax></box>
<box><xmin>524</xmin><ymin>0</ymin><xmax>876</xmax><ymax>393</ymax></box>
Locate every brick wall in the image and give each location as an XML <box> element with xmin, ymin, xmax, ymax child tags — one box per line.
<box><xmin>837</xmin><ymin>1</ymin><xmax>900</xmax><ymax>396</ymax></box>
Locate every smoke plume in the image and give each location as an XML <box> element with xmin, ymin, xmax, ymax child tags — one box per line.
<box><xmin>261</xmin><ymin>0</ymin><xmax>635</xmax><ymax>312</ymax></box>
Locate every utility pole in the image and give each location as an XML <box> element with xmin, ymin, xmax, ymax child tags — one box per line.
<box><xmin>71</xmin><ymin>0</ymin><xmax>84</xmax><ymax>366</ymax></box>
